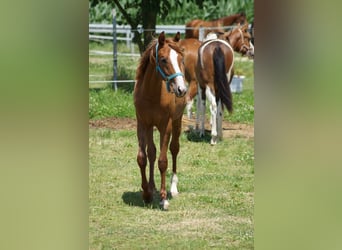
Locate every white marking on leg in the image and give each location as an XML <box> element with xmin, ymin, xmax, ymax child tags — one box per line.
<box><xmin>206</xmin><ymin>86</ymin><xmax>217</xmax><ymax>145</ymax></box>
<box><xmin>170</xmin><ymin>173</ymin><xmax>179</xmax><ymax>197</ymax></box>
<box><xmin>186</xmin><ymin>99</ymin><xmax>193</xmax><ymax>119</ymax></box>
<box><xmin>160</xmin><ymin>199</ymin><xmax>169</xmax><ymax>210</ymax></box>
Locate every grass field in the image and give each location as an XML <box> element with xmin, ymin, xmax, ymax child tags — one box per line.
<box><xmin>89</xmin><ymin>40</ymin><xmax>254</xmax><ymax>249</ymax></box>
<box><xmin>89</xmin><ymin>128</ymin><xmax>254</xmax><ymax>249</ymax></box>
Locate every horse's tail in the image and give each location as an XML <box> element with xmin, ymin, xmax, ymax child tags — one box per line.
<box><xmin>213</xmin><ymin>46</ymin><xmax>233</xmax><ymax>113</ymax></box>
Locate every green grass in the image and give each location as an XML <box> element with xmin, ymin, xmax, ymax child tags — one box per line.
<box><xmin>89</xmin><ymin>128</ymin><xmax>254</xmax><ymax>249</ymax></box>
<box><xmin>89</xmin><ymin>40</ymin><xmax>254</xmax><ymax>249</ymax></box>
<box><xmin>89</xmin><ymin>88</ymin><xmax>135</xmax><ymax>119</ymax></box>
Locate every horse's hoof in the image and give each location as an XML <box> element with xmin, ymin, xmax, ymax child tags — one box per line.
<box><xmin>160</xmin><ymin>199</ymin><xmax>169</xmax><ymax>210</ymax></box>
<box><xmin>210</xmin><ymin>137</ymin><xmax>217</xmax><ymax>145</ymax></box>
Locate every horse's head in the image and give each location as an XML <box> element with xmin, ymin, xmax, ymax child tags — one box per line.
<box><xmin>221</xmin><ymin>23</ymin><xmax>254</xmax><ymax>58</ymax></box>
<box><xmin>235</xmin><ymin>12</ymin><xmax>247</xmax><ymax>25</ymax></box>
<box><xmin>155</xmin><ymin>32</ymin><xmax>187</xmax><ymax>97</ymax></box>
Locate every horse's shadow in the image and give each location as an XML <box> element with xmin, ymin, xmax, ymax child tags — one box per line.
<box><xmin>122</xmin><ymin>190</ymin><xmax>173</xmax><ymax>210</ymax></box>
<box><xmin>184</xmin><ymin>126</ymin><xmax>212</xmax><ymax>143</ymax></box>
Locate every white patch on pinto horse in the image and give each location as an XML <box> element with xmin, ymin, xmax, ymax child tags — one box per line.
<box><xmin>203</xmin><ymin>32</ymin><xmax>218</xmax><ymax>42</ymax></box>
<box><xmin>169</xmin><ymin>48</ymin><xmax>187</xmax><ymax>95</ymax></box>
<box><xmin>205</xmin><ymin>86</ymin><xmax>218</xmax><ymax>145</ymax></box>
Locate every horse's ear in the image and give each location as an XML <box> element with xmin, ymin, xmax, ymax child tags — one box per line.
<box><xmin>158</xmin><ymin>31</ymin><xmax>165</xmax><ymax>46</ymax></box>
<box><xmin>174</xmin><ymin>32</ymin><xmax>181</xmax><ymax>42</ymax></box>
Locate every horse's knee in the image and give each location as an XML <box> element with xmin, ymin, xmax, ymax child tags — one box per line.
<box><xmin>158</xmin><ymin>159</ymin><xmax>168</xmax><ymax>172</ymax></box>
<box><xmin>137</xmin><ymin>151</ymin><xmax>147</xmax><ymax>168</ymax></box>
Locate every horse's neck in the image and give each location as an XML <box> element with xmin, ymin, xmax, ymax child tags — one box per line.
<box><xmin>141</xmin><ymin>66</ymin><xmax>163</xmax><ymax>97</ymax></box>
<box><xmin>220</xmin><ymin>15</ymin><xmax>236</xmax><ymax>26</ymax></box>
<box><xmin>228</xmin><ymin>35</ymin><xmax>239</xmax><ymax>51</ymax></box>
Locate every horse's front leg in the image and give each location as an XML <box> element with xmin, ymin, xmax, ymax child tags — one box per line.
<box><xmin>136</xmin><ymin>124</ymin><xmax>152</xmax><ymax>203</ymax></box>
<box><xmin>169</xmin><ymin>117</ymin><xmax>183</xmax><ymax>197</ymax></box>
<box><xmin>158</xmin><ymin>121</ymin><xmax>172</xmax><ymax>210</ymax></box>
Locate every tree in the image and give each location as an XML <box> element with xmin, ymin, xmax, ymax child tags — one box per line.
<box><xmin>112</xmin><ymin>0</ymin><xmax>181</xmax><ymax>54</ymax></box>
<box><xmin>98</xmin><ymin>0</ymin><xmax>253</xmax><ymax>54</ymax></box>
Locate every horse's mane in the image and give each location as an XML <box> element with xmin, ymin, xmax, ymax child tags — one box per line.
<box><xmin>136</xmin><ymin>39</ymin><xmax>157</xmax><ymax>82</ymax></box>
<box><xmin>136</xmin><ymin>37</ymin><xmax>184</xmax><ymax>82</ymax></box>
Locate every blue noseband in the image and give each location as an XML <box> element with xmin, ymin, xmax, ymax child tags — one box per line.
<box><xmin>155</xmin><ymin>42</ymin><xmax>184</xmax><ymax>92</ymax></box>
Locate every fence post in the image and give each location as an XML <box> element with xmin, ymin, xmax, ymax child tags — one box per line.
<box><xmin>112</xmin><ymin>9</ymin><xmax>118</xmax><ymax>91</ymax></box>
<box><xmin>199</xmin><ymin>26</ymin><xmax>204</xmax><ymax>41</ymax></box>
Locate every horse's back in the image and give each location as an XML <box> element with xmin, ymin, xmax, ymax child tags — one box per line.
<box><xmin>185</xmin><ymin>19</ymin><xmax>204</xmax><ymax>38</ymax></box>
<box><xmin>199</xmin><ymin>39</ymin><xmax>234</xmax><ymax>67</ymax></box>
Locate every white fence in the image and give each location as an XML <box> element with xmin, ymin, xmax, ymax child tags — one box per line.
<box><xmin>89</xmin><ymin>22</ymin><xmax>252</xmax><ymax>88</ymax></box>
<box><xmin>89</xmin><ymin>24</ymin><xmax>187</xmax><ymax>51</ymax></box>
<box><xmin>89</xmin><ymin>24</ymin><xmax>190</xmax><ymax>88</ymax></box>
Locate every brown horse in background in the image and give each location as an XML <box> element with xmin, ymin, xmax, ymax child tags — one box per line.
<box><xmin>134</xmin><ymin>32</ymin><xmax>187</xmax><ymax>209</ymax></box>
<box><xmin>219</xmin><ymin>22</ymin><xmax>254</xmax><ymax>58</ymax></box>
<box><xmin>185</xmin><ymin>12</ymin><xmax>247</xmax><ymax>39</ymax></box>
<box><xmin>178</xmin><ymin>38</ymin><xmax>202</xmax><ymax>118</ymax></box>
<box><xmin>181</xmin><ymin>23</ymin><xmax>253</xmax><ymax>119</ymax></box>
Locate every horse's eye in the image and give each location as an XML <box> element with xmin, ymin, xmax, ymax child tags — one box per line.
<box><xmin>161</xmin><ymin>58</ymin><xmax>167</xmax><ymax>64</ymax></box>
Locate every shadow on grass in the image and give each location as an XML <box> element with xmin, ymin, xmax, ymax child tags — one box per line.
<box><xmin>184</xmin><ymin>127</ymin><xmax>212</xmax><ymax>143</ymax></box>
<box><xmin>122</xmin><ymin>191</ymin><xmax>173</xmax><ymax>210</ymax></box>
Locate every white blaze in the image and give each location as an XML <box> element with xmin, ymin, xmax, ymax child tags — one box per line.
<box><xmin>169</xmin><ymin>48</ymin><xmax>187</xmax><ymax>93</ymax></box>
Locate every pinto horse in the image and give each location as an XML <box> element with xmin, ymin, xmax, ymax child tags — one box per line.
<box><xmin>185</xmin><ymin>12</ymin><xmax>247</xmax><ymax>39</ymax></box>
<box><xmin>134</xmin><ymin>32</ymin><xmax>187</xmax><ymax>209</ymax></box>
<box><xmin>195</xmin><ymin>37</ymin><xmax>234</xmax><ymax>145</ymax></box>
<box><xmin>181</xmin><ymin>23</ymin><xmax>253</xmax><ymax>120</ymax></box>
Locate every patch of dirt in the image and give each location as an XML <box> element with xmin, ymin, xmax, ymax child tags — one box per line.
<box><xmin>89</xmin><ymin>117</ymin><xmax>254</xmax><ymax>139</ymax></box>
<box><xmin>89</xmin><ymin>117</ymin><xmax>136</xmax><ymax>130</ymax></box>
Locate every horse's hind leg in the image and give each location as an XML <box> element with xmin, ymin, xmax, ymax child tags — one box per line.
<box><xmin>186</xmin><ymin>79</ymin><xmax>198</xmax><ymax>119</ymax></box>
<box><xmin>205</xmin><ymin>86</ymin><xmax>218</xmax><ymax>145</ymax></box>
<box><xmin>196</xmin><ymin>85</ymin><xmax>206</xmax><ymax>137</ymax></box>
<box><xmin>217</xmin><ymin>99</ymin><xmax>223</xmax><ymax>140</ymax></box>
<box><xmin>169</xmin><ymin>118</ymin><xmax>182</xmax><ymax>197</ymax></box>
<box><xmin>137</xmin><ymin>124</ymin><xmax>153</xmax><ymax>203</ymax></box>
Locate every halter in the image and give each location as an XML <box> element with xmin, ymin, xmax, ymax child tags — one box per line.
<box><xmin>155</xmin><ymin>42</ymin><xmax>184</xmax><ymax>92</ymax></box>
<box><xmin>237</xmin><ymin>28</ymin><xmax>250</xmax><ymax>52</ymax></box>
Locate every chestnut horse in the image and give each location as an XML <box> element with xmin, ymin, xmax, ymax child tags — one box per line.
<box><xmin>185</xmin><ymin>12</ymin><xmax>247</xmax><ymax>39</ymax></box>
<box><xmin>134</xmin><ymin>32</ymin><xmax>187</xmax><ymax>209</ymax></box>
<box><xmin>178</xmin><ymin>38</ymin><xmax>202</xmax><ymax>118</ymax></box>
<box><xmin>195</xmin><ymin>37</ymin><xmax>234</xmax><ymax>145</ymax></box>
<box><xmin>181</xmin><ymin>23</ymin><xmax>253</xmax><ymax>119</ymax></box>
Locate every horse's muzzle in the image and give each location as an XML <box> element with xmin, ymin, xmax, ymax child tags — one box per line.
<box><xmin>175</xmin><ymin>85</ymin><xmax>187</xmax><ymax>98</ymax></box>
